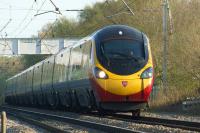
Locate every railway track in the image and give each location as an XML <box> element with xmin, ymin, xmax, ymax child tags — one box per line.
<box><xmin>103</xmin><ymin>113</ymin><xmax>200</xmax><ymax>132</ymax></box>
<box><xmin>2</xmin><ymin>105</ymin><xmax>200</xmax><ymax>132</ymax></box>
<box><xmin>5</xmin><ymin>111</ymin><xmax>68</xmax><ymax>133</ymax></box>
<box><xmin>1</xmin><ymin>106</ymin><xmax>142</xmax><ymax>133</ymax></box>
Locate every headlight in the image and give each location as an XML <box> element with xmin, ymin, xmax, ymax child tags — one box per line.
<box><xmin>140</xmin><ymin>67</ymin><xmax>153</xmax><ymax>79</ymax></box>
<box><xmin>93</xmin><ymin>67</ymin><xmax>108</xmax><ymax>79</ymax></box>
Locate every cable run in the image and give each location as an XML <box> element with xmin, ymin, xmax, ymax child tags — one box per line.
<box><xmin>14</xmin><ymin>0</ymin><xmax>47</xmax><ymax>38</ymax></box>
<box><xmin>10</xmin><ymin>1</ymin><xmax>35</xmax><ymax>37</ymax></box>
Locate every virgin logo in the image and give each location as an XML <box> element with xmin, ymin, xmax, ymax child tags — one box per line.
<box><xmin>122</xmin><ymin>81</ymin><xmax>128</xmax><ymax>87</ymax></box>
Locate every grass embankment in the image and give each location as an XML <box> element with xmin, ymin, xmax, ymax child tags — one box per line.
<box><xmin>149</xmin><ymin>0</ymin><xmax>200</xmax><ymax>109</ymax></box>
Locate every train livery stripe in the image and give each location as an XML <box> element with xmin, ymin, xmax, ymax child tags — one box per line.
<box><xmin>90</xmin><ymin>76</ymin><xmax>154</xmax><ymax>102</ymax></box>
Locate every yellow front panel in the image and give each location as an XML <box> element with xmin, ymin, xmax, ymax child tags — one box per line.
<box><xmin>92</xmin><ymin>41</ymin><xmax>154</xmax><ymax>96</ymax></box>
<box><xmin>105</xmin><ymin>78</ymin><xmax>152</xmax><ymax>95</ymax></box>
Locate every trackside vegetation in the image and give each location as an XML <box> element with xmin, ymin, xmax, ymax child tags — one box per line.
<box><xmin>0</xmin><ymin>56</ymin><xmax>23</xmax><ymax>104</ymax></box>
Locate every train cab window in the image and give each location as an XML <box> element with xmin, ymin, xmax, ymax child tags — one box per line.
<box><xmin>102</xmin><ymin>39</ymin><xmax>145</xmax><ymax>59</ymax></box>
<box><xmin>97</xmin><ymin>39</ymin><xmax>147</xmax><ymax>75</ymax></box>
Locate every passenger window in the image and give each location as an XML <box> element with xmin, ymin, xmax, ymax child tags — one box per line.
<box><xmin>68</xmin><ymin>41</ymin><xmax>92</xmax><ymax>81</ymax></box>
<box><xmin>54</xmin><ymin>51</ymin><xmax>70</xmax><ymax>83</ymax></box>
<box><xmin>68</xmin><ymin>46</ymin><xmax>83</xmax><ymax>80</ymax></box>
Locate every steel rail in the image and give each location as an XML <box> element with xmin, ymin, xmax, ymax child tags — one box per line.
<box><xmin>6</xmin><ymin>111</ymin><xmax>68</xmax><ymax>133</ymax></box>
<box><xmin>103</xmin><ymin>113</ymin><xmax>200</xmax><ymax>132</ymax></box>
<box><xmin>2</xmin><ymin>106</ymin><xmax>142</xmax><ymax>133</ymax></box>
<box><xmin>4</xmin><ymin>106</ymin><xmax>200</xmax><ymax>132</ymax></box>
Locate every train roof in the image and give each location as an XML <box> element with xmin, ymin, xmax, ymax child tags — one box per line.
<box><xmin>92</xmin><ymin>25</ymin><xmax>143</xmax><ymax>41</ymax></box>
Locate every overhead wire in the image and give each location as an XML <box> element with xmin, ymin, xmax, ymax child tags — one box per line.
<box><xmin>105</xmin><ymin>0</ymin><xmax>135</xmax><ymax>20</ymax></box>
<box><xmin>49</xmin><ymin>0</ymin><xmax>62</xmax><ymax>15</ymax></box>
<box><xmin>38</xmin><ymin>18</ymin><xmax>59</xmax><ymax>54</ymax></box>
<box><xmin>77</xmin><ymin>0</ymin><xmax>119</xmax><ymax>36</ymax></box>
<box><xmin>1</xmin><ymin>0</ymin><xmax>127</xmax><ymax>54</ymax></box>
<box><xmin>34</xmin><ymin>0</ymin><xmax>62</xmax><ymax>16</ymax></box>
<box><xmin>0</xmin><ymin>4</ymin><xmax>12</xmax><ymax>34</ymax></box>
<box><xmin>0</xmin><ymin>34</ymin><xmax>14</xmax><ymax>54</ymax></box>
<box><xmin>70</xmin><ymin>0</ymin><xmax>135</xmax><ymax>38</ymax></box>
<box><xmin>0</xmin><ymin>0</ymin><xmax>52</xmax><ymax>54</ymax></box>
<box><xmin>0</xmin><ymin>19</ymin><xmax>12</xmax><ymax>33</ymax></box>
<box><xmin>14</xmin><ymin>0</ymin><xmax>47</xmax><ymax>38</ymax></box>
<box><xmin>10</xmin><ymin>1</ymin><xmax>35</xmax><ymax>36</ymax></box>
<box><xmin>0</xmin><ymin>7</ymin><xmax>83</xmax><ymax>12</ymax></box>
<box><xmin>34</xmin><ymin>0</ymin><xmax>64</xmax><ymax>54</ymax></box>
<box><xmin>0</xmin><ymin>4</ymin><xmax>12</xmax><ymax>54</ymax></box>
<box><xmin>121</xmin><ymin>0</ymin><xmax>134</xmax><ymax>16</ymax></box>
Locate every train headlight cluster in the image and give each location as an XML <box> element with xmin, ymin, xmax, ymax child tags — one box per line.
<box><xmin>94</xmin><ymin>67</ymin><xmax>108</xmax><ymax>79</ymax></box>
<box><xmin>140</xmin><ymin>67</ymin><xmax>153</xmax><ymax>79</ymax></box>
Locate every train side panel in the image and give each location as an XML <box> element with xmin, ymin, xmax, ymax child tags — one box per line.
<box><xmin>53</xmin><ymin>49</ymin><xmax>71</xmax><ymax>107</ymax></box>
<box><xmin>67</xmin><ymin>41</ymin><xmax>93</xmax><ymax>109</ymax></box>
<box><xmin>41</xmin><ymin>56</ymin><xmax>56</xmax><ymax>106</ymax></box>
<box><xmin>32</xmin><ymin>63</ymin><xmax>43</xmax><ymax>105</ymax></box>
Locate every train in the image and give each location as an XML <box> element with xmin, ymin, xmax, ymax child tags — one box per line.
<box><xmin>5</xmin><ymin>25</ymin><xmax>154</xmax><ymax>117</ymax></box>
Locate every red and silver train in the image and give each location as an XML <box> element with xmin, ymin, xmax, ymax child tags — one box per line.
<box><xmin>5</xmin><ymin>25</ymin><xmax>154</xmax><ymax>116</ymax></box>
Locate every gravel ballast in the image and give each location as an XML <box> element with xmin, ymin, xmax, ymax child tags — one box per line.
<box><xmin>3</xmin><ymin>106</ymin><xmax>200</xmax><ymax>133</ymax></box>
<box><xmin>0</xmin><ymin>117</ymin><xmax>47</xmax><ymax>133</ymax></box>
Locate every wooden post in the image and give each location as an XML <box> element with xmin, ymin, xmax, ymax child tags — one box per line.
<box><xmin>1</xmin><ymin>111</ymin><xmax>7</xmax><ymax>133</ymax></box>
<box><xmin>162</xmin><ymin>0</ymin><xmax>169</xmax><ymax>92</ymax></box>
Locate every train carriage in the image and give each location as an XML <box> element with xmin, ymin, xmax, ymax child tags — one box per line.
<box><xmin>5</xmin><ymin>25</ymin><xmax>154</xmax><ymax>116</ymax></box>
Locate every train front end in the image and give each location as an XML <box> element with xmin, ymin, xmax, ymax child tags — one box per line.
<box><xmin>90</xmin><ymin>25</ymin><xmax>154</xmax><ymax>112</ymax></box>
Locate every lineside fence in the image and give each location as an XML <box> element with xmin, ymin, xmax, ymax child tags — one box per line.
<box><xmin>150</xmin><ymin>85</ymin><xmax>160</xmax><ymax>101</ymax></box>
<box><xmin>182</xmin><ymin>97</ymin><xmax>200</xmax><ymax>111</ymax></box>
<box><xmin>1</xmin><ymin>111</ymin><xmax>7</xmax><ymax>133</ymax></box>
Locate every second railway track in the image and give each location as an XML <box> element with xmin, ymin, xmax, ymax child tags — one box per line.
<box><xmin>103</xmin><ymin>113</ymin><xmax>200</xmax><ymax>132</ymax></box>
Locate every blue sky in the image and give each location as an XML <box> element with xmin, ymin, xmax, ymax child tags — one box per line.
<box><xmin>0</xmin><ymin>0</ymin><xmax>104</xmax><ymax>38</ymax></box>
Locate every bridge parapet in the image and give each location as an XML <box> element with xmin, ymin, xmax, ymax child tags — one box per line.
<box><xmin>0</xmin><ymin>38</ymin><xmax>80</xmax><ymax>55</ymax></box>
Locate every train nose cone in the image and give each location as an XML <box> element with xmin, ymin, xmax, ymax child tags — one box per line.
<box><xmin>122</xmin><ymin>81</ymin><xmax>128</xmax><ymax>87</ymax></box>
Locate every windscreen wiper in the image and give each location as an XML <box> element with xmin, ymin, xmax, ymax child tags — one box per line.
<box><xmin>101</xmin><ymin>45</ymin><xmax>110</xmax><ymax>66</ymax></box>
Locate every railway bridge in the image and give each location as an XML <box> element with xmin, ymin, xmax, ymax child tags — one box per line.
<box><xmin>0</xmin><ymin>38</ymin><xmax>80</xmax><ymax>55</ymax></box>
